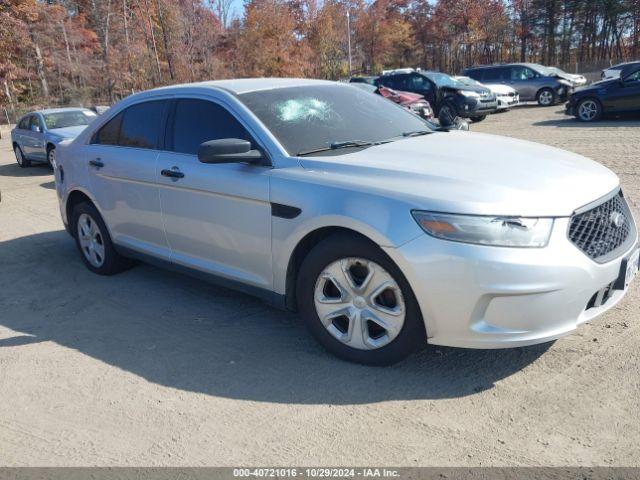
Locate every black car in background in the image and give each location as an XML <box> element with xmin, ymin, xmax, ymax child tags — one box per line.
<box><xmin>349</xmin><ymin>76</ymin><xmax>378</xmax><ymax>85</ymax></box>
<box><xmin>566</xmin><ymin>63</ymin><xmax>640</xmax><ymax>121</ymax></box>
<box><xmin>374</xmin><ymin>69</ymin><xmax>498</xmax><ymax>123</ymax></box>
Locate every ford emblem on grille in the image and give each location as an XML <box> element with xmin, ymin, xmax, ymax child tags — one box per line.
<box><xmin>610</xmin><ymin>211</ymin><xmax>625</xmax><ymax>228</ymax></box>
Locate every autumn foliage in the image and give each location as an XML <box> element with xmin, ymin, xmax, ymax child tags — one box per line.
<box><xmin>0</xmin><ymin>0</ymin><xmax>639</xmax><ymax>117</ymax></box>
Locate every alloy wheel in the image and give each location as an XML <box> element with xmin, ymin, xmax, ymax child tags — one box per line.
<box><xmin>313</xmin><ymin>257</ymin><xmax>406</xmax><ymax>350</ymax></box>
<box><xmin>578</xmin><ymin>100</ymin><xmax>598</xmax><ymax>121</ymax></box>
<box><xmin>77</xmin><ymin>213</ymin><xmax>106</xmax><ymax>268</ymax></box>
<box><xmin>539</xmin><ymin>90</ymin><xmax>553</xmax><ymax>106</ymax></box>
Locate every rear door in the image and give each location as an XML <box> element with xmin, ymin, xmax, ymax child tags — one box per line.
<box><xmin>86</xmin><ymin>99</ymin><xmax>171</xmax><ymax>259</ymax></box>
<box><xmin>157</xmin><ymin>97</ymin><xmax>273</xmax><ymax>290</ymax></box>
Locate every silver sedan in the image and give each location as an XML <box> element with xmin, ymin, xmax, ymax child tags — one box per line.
<box><xmin>53</xmin><ymin>79</ymin><xmax>639</xmax><ymax>365</ymax></box>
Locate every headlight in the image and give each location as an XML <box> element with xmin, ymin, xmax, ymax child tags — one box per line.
<box><xmin>459</xmin><ymin>90</ymin><xmax>480</xmax><ymax>98</ymax></box>
<box><xmin>411</xmin><ymin>211</ymin><xmax>554</xmax><ymax>247</ymax></box>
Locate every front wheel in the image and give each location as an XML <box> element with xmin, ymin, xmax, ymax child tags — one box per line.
<box><xmin>537</xmin><ymin>88</ymin><xmax>556</xmax><ymax>106</ymax></box>
<box><xmin>576</xmin><ymin>98</ymin><xmax>602</xmax><ymax>122</ymax></box>
<box><xmin>296</xmin><ymin>233</ymin><xmax>426</xmax><ymax>365</ymax></box>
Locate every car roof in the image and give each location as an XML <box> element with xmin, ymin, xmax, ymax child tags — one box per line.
<box><xmin>609</xmin><ymin>60</ymin><xmax>640</xmax><ymax>70</ymax></box>
<box><xmin>35</xmin><ymin>107</ymin><xmax>93</xmax><ymax>115</ymax></box>
<box><xmin>151</xmin><ymin>78</ymin><xmax>338</xmax><ymax>95</ymax></box>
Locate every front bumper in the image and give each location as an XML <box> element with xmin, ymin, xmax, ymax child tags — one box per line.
<box><xmin>496</xmin><ymin>94</ymin><xmax>520</xmax><ymax>110</ymax></box>
<box><xmin>384</xmin><ymin>218</ymin><xmax>638</xmax><ymax>349</ymax></box>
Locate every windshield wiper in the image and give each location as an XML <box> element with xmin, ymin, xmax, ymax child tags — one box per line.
<box><xmin>402</xmin><ymin>129</ymin><xmax>433</xmax><ymax>137</ymax></box>
<box><xmin>297</xmin><ymin>140</ymin><xmax>376</xmax><ymax>156</ymax></box>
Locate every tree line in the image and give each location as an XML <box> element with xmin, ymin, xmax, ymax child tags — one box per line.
<box><xmin>0</xmin><ymin>0</ymin><xmax>638</xmax><ymax>118</ymax></box>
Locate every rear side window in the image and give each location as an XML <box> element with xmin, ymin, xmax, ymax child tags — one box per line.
<box><xmin>170</xmin><ymin>99</ymin><xmax>254</xmax><ymax>155</ymax></box>
<box><xmin>481</xmin><ymin>67</ymin><xmax>508</xmax><ymax>81</ymax></box>
<box><xmin>465</xmin><ymin>69</ymin><xmax>482</xmax><ymax>81</ymax></box>
<box><xmin>91</xmin><ymin>100</ymin><xmax>166</xmax><ymax>149</ymax></box>
<box><xmin>92</xmin><ymin>113</ymin><xmax>123</xmax><ymax>145</ymax></box>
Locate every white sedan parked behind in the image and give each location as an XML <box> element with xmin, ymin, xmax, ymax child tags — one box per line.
<box><xmin>454</xmin><ymin>76</ymin><xmax>519</xmax><ymax>110</ymax></box>
<box><xmin>54</xmin><ymin>79</ymin><xmax>638</xmax><ymax>365</ymax></box>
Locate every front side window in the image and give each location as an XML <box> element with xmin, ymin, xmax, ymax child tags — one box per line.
<box><xmin>43</xmin><ymin>110</ymin><xmax>96</xmax><ymax>130</ymax></box>
<box><xmin>170</xmin><ymin>99</ymin><xmax>254</xmax><ymax>155</ymax></box>
<box><xmin>238</xmin><ymin>84</ymin><xmax>431</xmax><ymax>156</ymax></box>
<box><xmin>624</xmin><ymin>70</ymin><xmax>640</xmax><ymax>82</ymax></box>
<box><xmin>511</xmin><ymin>66</ymin><xmax>537</xmax><ymax>80</ymax></box>
<box><xmin>92</xmin><ymin>101</ymin><xmax>166</xmax><ymax>149</ymax></box>
<box><xmin>408</xmin><ymin>74</ymin><xmax>432</xmax><ymax>92</ymax></box>
<box><xmin>29</xmin><ymin>116</ymin><xmax>43</xmax><ymax>132</ymax></box>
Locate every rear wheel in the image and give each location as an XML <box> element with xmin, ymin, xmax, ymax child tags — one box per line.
<box><xmin>14</xmin><ymin>145</ymin><xmax>30</xmax><ymax>168</ymax></box>
<box><xmin>576</xmin><ymin>98</ymin><xmax>602</xmax><ymax>122</ymax></box>
<box><xmin>47</xmin><ymin>146</ymin><xmax>56</xmax><ymax>169</ymax></box>
<box><xmin>469</xmin><ymin>115</ymin><xmax>486</xmax><ymax>122</ymax></box>
<box><xmin>71</xmin><ymin>201</ymin><xmax>133</xmax><ymax>275</ymax></box>
<box><xmin>537</xmin><ymin>87</ymin><xmax>556</xmax><ymax>106</ymax></box>
<box><xmin>296</xmin><ymin>233</ymin><xmax>425</xmax><ymax>365</ymax></box>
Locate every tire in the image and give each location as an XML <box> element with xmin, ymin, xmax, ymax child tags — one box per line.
<box><xmin>469</xmin><ymin>115</ymin><xmax>486</xmax><ymax>122</ymax></box>
<box><xmin>576</xmin><ymin>98</ymin><xmax>602</xmax><ymax>122</ymax></box>
<box><xmin>536</xmin><ymin>87</ymin><xmax>556</xmax><ymax>106</ymax></box>
<box><xmin>14</xmin><ymin>145</ymin><xmax>30</xmax><ymax>168</ymax></box>
<box><xmin>296</xmin><ymin>233</ymin><xmax>426</xmax><ymax>366</ymax></box>
<box><xmin>71</xmin><ymin>201</ymin><xmax>133</xmax><ymax>275</ymax></box>
<box><xmin>46</xmin><ymin>145</ymin><xmax>56</xmax><ymax>170</ymax></box>
<box><xmin>438</xmin><ymin>101</ymin><xmax>458</xmax><ymax>127</ymax></box>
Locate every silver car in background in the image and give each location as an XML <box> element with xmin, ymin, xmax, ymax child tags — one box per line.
<box><xmin>464</xmin><ymin>63</ymin><xmax>573</xmax><ymax>106</ymax></box>
<box><xmin>53</xmin><ymin>79</ymin><xmax>638</xmax><ymax>365</ymax></box>
<box><xmin>11</xmin><ymin>108</ymin><xmax>97</xmax><ymax>169</ymax></box>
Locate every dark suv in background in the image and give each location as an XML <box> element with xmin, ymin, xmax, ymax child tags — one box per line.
<box><xmin>463</xmin><ymin>63</ymin><xmax>573</xmax><ymax>106</ymax></box>
<box><xmin>375</xmin><ymin>69</ymin><xmax>498</xmax><ymax>123</ymax></box>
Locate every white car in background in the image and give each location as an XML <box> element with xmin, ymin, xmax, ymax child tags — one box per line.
<box><xmin>454</xmin><ymin>76</ymin><xmax>519</xmax><ymax>111</ymax></box>
<box><xmin>601</xmin><ymin>61</ymin><xmax>640</xmax><ymax>80</ymax></box>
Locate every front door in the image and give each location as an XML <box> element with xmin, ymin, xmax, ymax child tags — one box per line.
<box><xmin>24</xmin><ymin>115</ymin><xmax>46</xmax><ymax>160</ymax></box>
<box><xmin>607</xmin><ymin>70</ymin><xmax>640</xmax><ymax>112</ymax></box>
<box><xmin>85</xmin><ymin>99</ymin><xmax>171</xmax><ymax>260</ymax></box>
<box><xmin>157</xmin><ymin>98</ymin><xmax>273</xmax><ymax>290</ymax></box>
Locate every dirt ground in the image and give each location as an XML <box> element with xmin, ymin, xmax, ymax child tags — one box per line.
<box><xmin>0</xmin><ymin>106</ymin><xmax>639</xmax><ymax>467</ymax></box>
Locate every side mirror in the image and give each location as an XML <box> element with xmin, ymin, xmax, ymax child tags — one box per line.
<box><xmin>197</xmin><ymin>138</ymin><xmax>263</xmax><ymax>164</ymax></box>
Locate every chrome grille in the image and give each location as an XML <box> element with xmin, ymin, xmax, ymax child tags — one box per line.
<box><xmin>568</xmin><ymin>192</ymin><xmax>633</xmax><ymax>261</ymax></box>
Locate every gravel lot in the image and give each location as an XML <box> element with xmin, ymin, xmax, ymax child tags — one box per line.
<box><xmin>0</xmin><ymin>106</ymin><xmax>639</xmax><ymax>466</ymax></box>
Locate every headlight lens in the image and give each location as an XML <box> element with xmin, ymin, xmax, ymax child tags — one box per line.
<box><xmin>411</xmin><ymin>211</ymin><xmax>554</xmax><ymax>247</ymax></box>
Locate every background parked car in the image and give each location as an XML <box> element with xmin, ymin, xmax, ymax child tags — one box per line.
<box><xmin>566</xmin><ymin>63</ymin><xmax>640</xmax><ymax>121</ymax></box>
<box><xmin>601</xmin><ymin>61</ymin><xmax>640</xmax><ymax>80</ymax></box>
<box><xmin>352</xmin><ymin>83</ymin><xmax>434</xmax><ymax>120</ymax></box>
<box><xmin>544</xmin><ymin>66</ymin><xmax>588</xmax><ymax>87</ymax></box>
<box><xmin>463</xmin><ymin>63</ymin><xmax>573</xmax><ymax>106</ymax></box>
<box><xmin>11</xmin><ymin>108</ymin><xmax>97</xmax><ymax>168</ymax></box>
<box><xmin>454</xmin><ymin>75</ymin><xmax>519</xmax><ymax>111</ymax></box>
<box><xmin>375</xmin><ymin>69</ymin><xmax>497</xmax><ymax>123</ymax></box>
<box><xmin>348</xmin><ymin>76</ymin><xmax>378</xmax><ymax>85</ymax></box>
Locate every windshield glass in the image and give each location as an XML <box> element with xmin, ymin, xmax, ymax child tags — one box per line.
<box><xmin>43</xmin><ymin>110</ymin><xmax>96</xmax><ymax>129</ymax></box>
<box><xmin>423</xmin><ymin>72</ymin><xmax>465</xmax><ymax>88</ymax></box>
<box><xmin>238</xmin><ymin>84</ymin><xmax>432</xmax><ymax>156</ymax></box>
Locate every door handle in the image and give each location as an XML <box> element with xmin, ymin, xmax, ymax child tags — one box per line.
<box><xmin>161</xmin><ymin>168</ymin><xmax>184</xmax><ymax>179</ymax></box>
<box><xmin>89</xmin><ymin>159</ymin><xmax>104</xmax><ymax>168</ymax></box>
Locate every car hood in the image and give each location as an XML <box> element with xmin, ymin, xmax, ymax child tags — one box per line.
<box><xmin>573</xmin><ymin>78</ymin><xmax>616</xmax><ymax>94</ymax></box>
<box><xmin>298</xmin><ymin>132</ymin><xmax>618</xmax><ymax>217</ymax></box>
<box><xmin>48</xmin><ymin>125</ymin><xmax>87</xmax><ymax>139</ymax></box>
<box><xmin>483</xmin><ymin>84</ymin><xmax>517</xmax><ymax>95</ymax></box>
